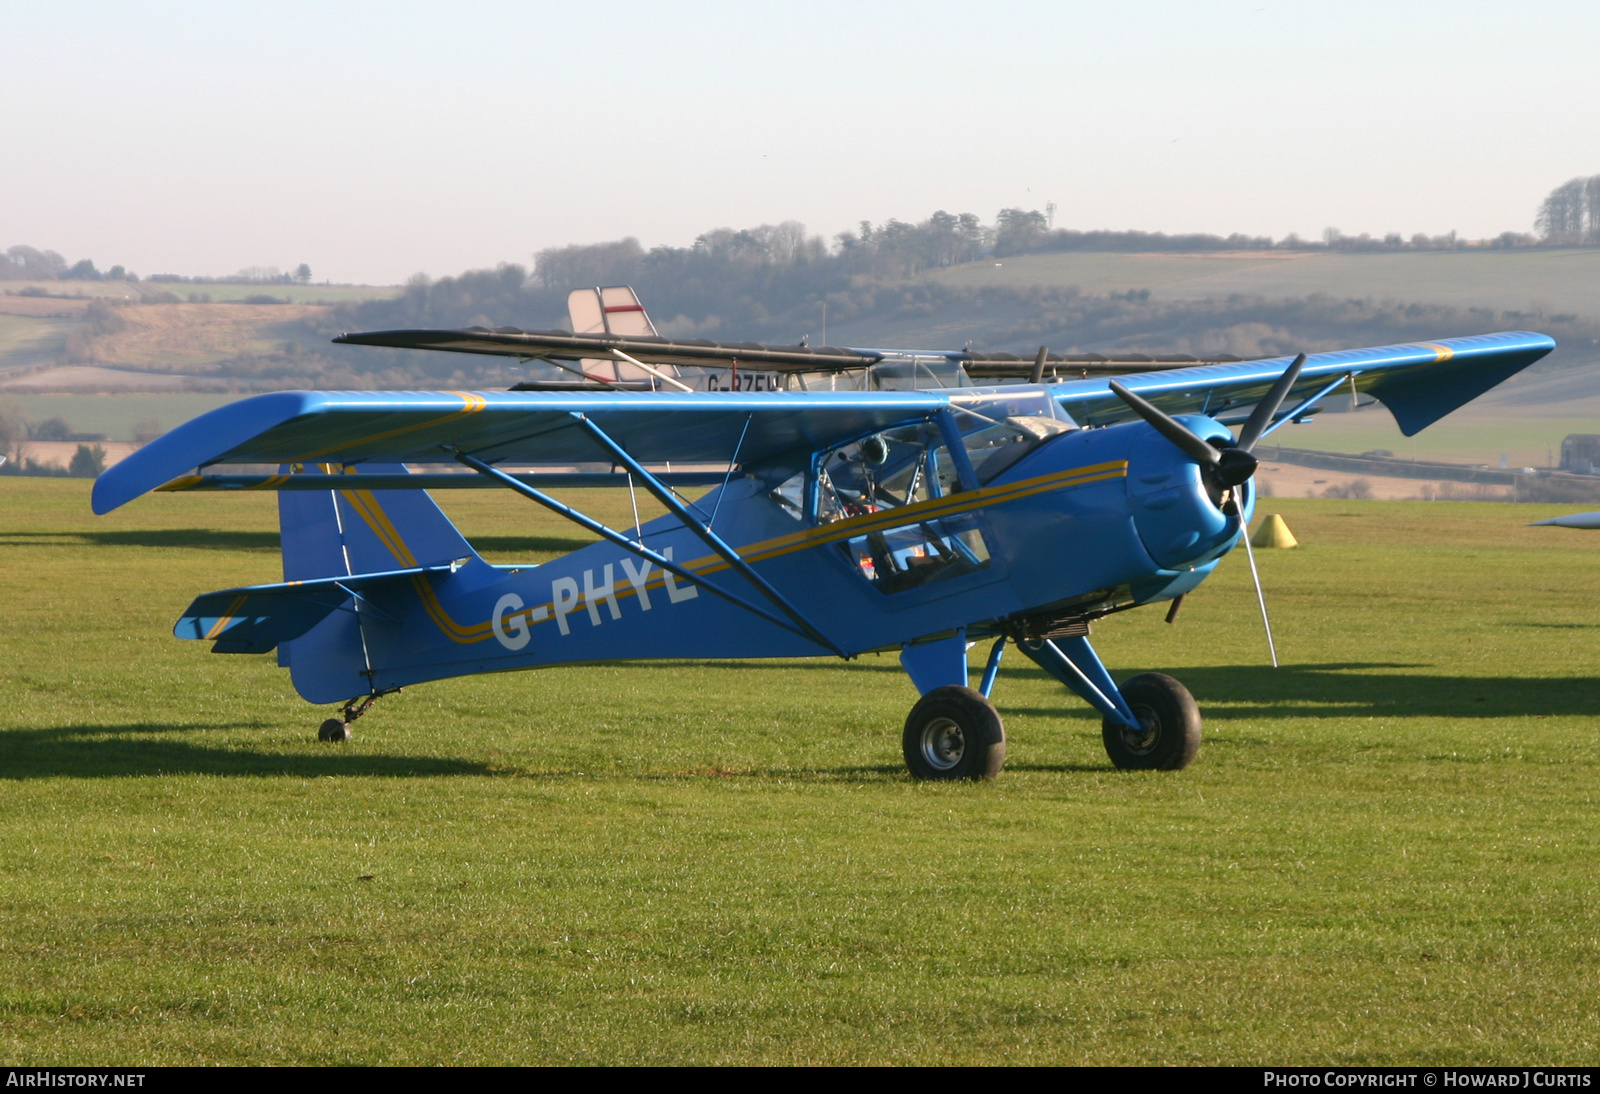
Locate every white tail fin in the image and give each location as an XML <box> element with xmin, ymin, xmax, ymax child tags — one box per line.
<box><xmin>567</xmin><ymin>286</ymin><xmax>676</xmax><ymax>386</ymax></box>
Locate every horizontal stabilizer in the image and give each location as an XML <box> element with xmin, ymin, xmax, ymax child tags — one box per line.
<box><xmin>177</xmin><ymin>565</ymin><xmax>455</xmax><ymax>653</ymax></box>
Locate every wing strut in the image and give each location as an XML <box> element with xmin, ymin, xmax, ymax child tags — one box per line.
<box><xmin>1255</xmin><ymin>371</ymin><xmax>1361</xmax><ymax>443</ymax></box>
<box><xmin>450</xmin><ymin>450</ymin><xmax>833</xmax><ymax>651</ymax></box>
<box><xmin>570</xmin><ymin>413</ymin><xmax>849</xmax><ymax>658</ymax></box>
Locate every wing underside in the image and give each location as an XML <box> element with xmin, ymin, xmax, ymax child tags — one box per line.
<box><xmin>94</xmin><ymin>331</ymin><xmax>1555</xmax><ymax>514</ymax></box>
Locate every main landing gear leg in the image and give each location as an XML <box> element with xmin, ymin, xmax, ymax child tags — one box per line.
<box><xmin>1017</xmin><ymin>636</ymin><xmax>1201</xmax><ymax>771</ymax></box>
<box><xmin>898</xmin><ymin>630</ymin><xmax>1006</xmax><ymax>781</ymax></box>
<box><xmin>317</xmin><ymin>690</ymin><xmax>397</xmax><ymax>743</ymax></box>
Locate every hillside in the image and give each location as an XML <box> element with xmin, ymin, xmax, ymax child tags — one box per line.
<box><xmin>7</xmin><ymin>244</ymin><xmax>1600</xmax><ymax>477</ymax></box>
<box><xmin>923</xmin><ymin>248</ymin><xmax>1600</xmax><ymax>322</ymax></box>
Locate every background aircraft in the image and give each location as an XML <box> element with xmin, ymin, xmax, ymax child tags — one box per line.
<box><xmin>93</xmin><ymin>330</ymin><xmax>1554</xmax><ymax>780</ymax></box>
<box><xmin>371</xmin><ymin>284</ymin><xmax>1253</xmax><ymax>395</ymax></box>
<box><xmin>1529</xmin><ymin>512</ymin><xmax>1600</xmax><ymax>529</ymax></box>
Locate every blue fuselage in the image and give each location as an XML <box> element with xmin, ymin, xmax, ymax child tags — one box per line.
<box><xmin>281</xmin><ymin>416</ymin><xmax>1250</xmax><ymax>703</ymax></box>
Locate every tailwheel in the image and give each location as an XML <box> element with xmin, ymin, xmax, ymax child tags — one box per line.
<box><xmin>1102</xmin><ymin>672</ymin><xmax>1201</xmax><ymax>771</ymax></box>
<box><xmin>316</xmin><ymin>691</ymin><xmax>393</xmax><ymax>742</ymax></box>
<box><xmin>903</xmin><ymin>685</ymin><xmax>1006</xmax><ymax>781</ymax></box>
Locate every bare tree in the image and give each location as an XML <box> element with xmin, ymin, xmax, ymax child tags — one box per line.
<box><xmin>1537</xmin><ymin>175</ymin><xmax>1600</xmax><ymax>242</ymax></box>
<box><xmin>533</xmin><ymin>238</ymin><xmax>643</xmax><ymax>289</ymax></box>
<box><xmin>0</xmin><ymin>245</ymin><xmax>68</xmax><ymax>280</ymax></box>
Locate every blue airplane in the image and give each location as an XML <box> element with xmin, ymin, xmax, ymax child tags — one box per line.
<box><xmin>93</xmin><ymin>330</ymin><xmax>1554</xmax><ymax>779</ymax></box>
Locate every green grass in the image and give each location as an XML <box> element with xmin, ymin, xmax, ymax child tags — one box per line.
<box><xmin>1152</xmin><ymin>248</ymin><xmax>1600</xmax><ymax>320</ymax></box>
<box><xmin>158</xmin><ymin>282</ymin><xmax>401</xmax><ymax>305</ymax></box>
<box><xmin>925</xmin><ymin>251</ymin><xmax>1285</xmax><ymax>294</ymax></box>
<box><xmin>4</xmin><ymin>480</ymin><xmax>1600</xmax><ymax>1063</ymax></box>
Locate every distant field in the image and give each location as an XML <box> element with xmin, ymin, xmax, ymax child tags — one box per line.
<box><xmin>73</xmin><ymin>302</ymin><xmax>329</xmax><ymax>372</ymax></box>
<box><xmin>1263</xmin><ymin>401</ymin><xmax>1600</xmax><ymax>469</ymax></box>
<box><xmin>0</xmin><ymin>314</ymin><xmax>70</xmax><ymax>362</ymax></box>
<box><xmin>924</xmin><ymin>251</ymin><xmax>1290</xmax><ymax>295</ymax></box>
<box><xmin>4</xmin><ymin>480</ymin><xmax>1600</xmax><ymax>1063</ymax></box>
<box><xmin>927</xmin><ymin>248</ymin><xmax>1600</xmax><ymax>321</ymax></box>
<box><xmin>155</xmin><ymin>281</ymin><xmax>400</xmax><ymax>305</ymax></box>
<box><xmin>7</xmin><ymin>394</ymin><xmax>242</xmax><ymax>440</ymax></box>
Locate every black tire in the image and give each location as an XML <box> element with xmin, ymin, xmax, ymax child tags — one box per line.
<box><xmin>902</xmin><ymin>685</ymin><xmax>1006</xmax><ymax>781</ymax></box>
<box><xmin>318</xmin><ymin>718</ymin><xmax>349</xmax><ymax>742</ymax></box>
<box><xmin>1101</xmin><ymin>672</ymin><xmax>1201</xmax><ymax>770</ymax></box>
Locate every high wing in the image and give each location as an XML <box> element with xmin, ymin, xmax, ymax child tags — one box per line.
<box><xmin>335</xmin><ymin>326</ymin><xmax>881</xmax><ymax>373</ymax></box>
<box><xmin>1052</xmin><ymin>330</ymin><xmax>1554</xmax><ymax>437</ymax></box>
<box><xmin>92</xmin><ymin>389</ymin><xmax>948</xmax><ymax>513</ymax></box>
<box><xmin>94</xmin><ymin>331</ymin><xmax>1554</xmax><ymax>514</ymax></box>
<box><xmin>333</xmin><ymin>325</ymin><xmax>1245</xmax><ymax>381</ymax></box>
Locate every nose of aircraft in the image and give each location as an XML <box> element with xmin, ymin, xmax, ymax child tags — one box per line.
<box><xmin>1111</xmin><ymin>353</ymin><xmax>1306</xmax><ymax>570</ymax></box>
<box><xmin>1125</xmin><ymin>417</ymin><xmax>1243</xmax><ymax>570</ymax></box>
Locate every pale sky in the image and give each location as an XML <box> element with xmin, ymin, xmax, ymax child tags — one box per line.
<box><xmin>3</xmin><ymin>0</ymin><xmax>1597</xmax><ymax>285</ymax></box>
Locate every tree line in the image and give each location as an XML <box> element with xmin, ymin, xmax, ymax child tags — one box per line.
<box><xmin>15</xmin><ymin>171</ymin><xmax>1600</xmax><ymax>294</ymax></box>
<box><xmin>1537</xmin><ymin>176</ymin><xmax>1600</xmax><ymax>244</ymax></box>
<box><xmin>0</xmin><ymin>246</ymin><xmax>313</xmax><ymax>284</ymax></box>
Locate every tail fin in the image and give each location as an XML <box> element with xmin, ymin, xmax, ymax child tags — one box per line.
<box><xmin>276</xmin><ymin>463</ymin><xmax>492</xmax><ymax>702</ymax></box>
<box><xmin>279</xmin><ymin>463</ymin><xmax>480</xmax><ymax>580</ymax></box>
<box><xmin>566</xmin><ymin>286</ymin><xmax>675</xmax><ymax>386</ymax></box>
<box><xmin>567</xmin><ymin>285</ymin><xmax>658</xmax><ymax>337</ymax></box>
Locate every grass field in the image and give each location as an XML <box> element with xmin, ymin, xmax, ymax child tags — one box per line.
<box><xmin>924</xmin><ymin>251</ymin><xmax>1290</xmax><ymax>295</ymax></box>
<box><xmin>4</xmin><ymin>479</ymin><xmax>1600</xmax><ymax>1064</ymax></box>
<box><xmin>0</xmin><ymin>314</ymin><xmax>70</xmax><ymax>359</ymax></box>
<box><xmin>926</xmin><ymin>248</ymin><xmax>1600</xmax><ymax>321</ymax></box>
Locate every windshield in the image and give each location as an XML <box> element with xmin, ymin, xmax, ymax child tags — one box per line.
<box><xmin>948</xmin><ymin>389</ymin><xmax>1076</xmax><ymax>484</ymax></box>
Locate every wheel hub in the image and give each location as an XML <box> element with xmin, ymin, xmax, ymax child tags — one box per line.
<box><xmin>1118</xmin><ymin>704</ymin><xmax>1161</xmax><ymax>755</ymax></box>
<box><xmin>919</xmin><ymin>716</ymin><xmax>966</xmax><ymax>770</ymax></box>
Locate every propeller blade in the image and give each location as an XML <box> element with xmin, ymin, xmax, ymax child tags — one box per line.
<box><xmin>1236</xmin><ymin>353</ymin><xmax>1308</xmax><ymax>453</ymax></box>
<box><xmin>1108</xmin><ymin>380</ymin><xmax>1220</xmax><ymax>470</ymax></box>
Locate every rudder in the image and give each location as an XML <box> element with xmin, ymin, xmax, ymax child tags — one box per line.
<box><xmin>276</xmin><ymin>463</ymin><xmax>493</xmax><ymax>703</ymax></box>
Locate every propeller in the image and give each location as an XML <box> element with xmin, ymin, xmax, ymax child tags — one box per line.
<box><xmin>1107</xmin><ymin>352</ymin><xmax>1306</xmax><ymax>491</ymax></box>
<box><xmin>1109</xmin><ymin>353</ymin><xmax>1307</xmax><ymax>669</ymax></box>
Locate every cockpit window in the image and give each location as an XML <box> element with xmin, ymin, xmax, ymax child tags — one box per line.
<box><xmin>949</xmin><ymin>390</ymin><xmax>1076</xmax><ymax>484</ymax></box>
<box><xmin>818</xmin><ymin>422</ymin><xmax>946</xmax><ymax>520</ymax></box>
<box><xmin>765</xmin><ymin>390</ymin><xmax>1074</xmax><ymax>593</ymax></box>
<box><xmin>768</xmin><ymin>391</ymin><xmax>1077</xmax><ymax>526</ymax></box>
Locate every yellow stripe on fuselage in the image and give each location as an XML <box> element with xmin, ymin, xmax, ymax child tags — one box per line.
<box><xmin>499</xmin><ymin>459</ymin><xmax>1129</xmax><ymax>630</ymax></box>
<box><xmin>336</xmin><ymin>485</ymin><xmax>494</xmax><ymax>644</ymax></box>
<box><xmin>334</xmin><ymin>456</ymin><xmax>1129</xmax><ymax>644</ymax></box>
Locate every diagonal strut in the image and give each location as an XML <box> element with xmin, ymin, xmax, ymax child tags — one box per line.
<box><xmin>571</xmin><ymin>413</ymin><xmax>848</xmax><ymax>657</ymax></box>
